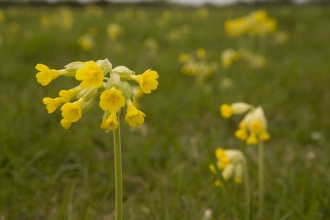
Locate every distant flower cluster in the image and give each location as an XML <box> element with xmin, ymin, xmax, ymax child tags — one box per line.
<box><xmin>179</xmin><ymin>48</ymin><xmax>217</xmax><ymax>86</ymax></box>
<box><xmin>225</xmin><ymin>10</ymin><xmax>276</xmax><ymax>38</ymax></box>
<box><xmin>220</xmin><ymin>102</ymin><xmax>270</xmax><ymax>145</ymax></box>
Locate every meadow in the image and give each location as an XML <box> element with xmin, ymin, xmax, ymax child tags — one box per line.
<box><xmin>0</xmin><ymin>3</ymin><xmax>330</xmax><ymax>219</ymax></box>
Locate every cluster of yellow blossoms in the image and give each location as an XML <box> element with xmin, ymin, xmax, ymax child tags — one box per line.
<box><xmin>210</xmin><ymin>148</ymin><xmax>246</xmax><ymax>185</ymax></box>
<box><xmin>221</xmin><ymin>48</ymin><xmax>266</xmax><ymax>69</ymax></box>
<box><xmin>225</xmin><ymin>9</ymin><xmax>277</xmax><ymax>38</ymax></box>
<box><xmin>179</xmin><ymin>48</ymin><xmax>217</xmax><ymax>86</ymax></box>
<box><xmin>36</xmin><ymin>59</ymin><xmax>159</xmax><ymax>130</ymax></box>
<box><xmin>220</xmin><ymin>102</ymin><xmax>270</xmax><ymax>145</ymax></box>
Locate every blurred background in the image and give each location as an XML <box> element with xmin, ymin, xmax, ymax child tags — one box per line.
<box><xmin>0</xmin><ymin>0</ymin><xmax>329</xmax><ymax>219</ymax></box>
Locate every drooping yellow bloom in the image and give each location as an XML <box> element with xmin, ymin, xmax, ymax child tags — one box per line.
<box><xmin>99</xmin><ymin>89</ymin><xmax>125</xmax><ymax>113</ymax></box>
<box><xmin>60</xmin><ymin>119</ymin><xmax>72</xmax><ymax>129</ymax></box>
<box><xmin>59</xmin><ymin>87</ymin><xmax>80</xmax><ymax>102</ymax></box>
<box><xmin>235</xmin><ymin>123</ymin><xmax>248</xmax><ymax>140</ymax></box>
<box><xmin>125</xmin><ymin>104</ymin><xmax>146</xmax><ymax>127</ymax></box>
<box><xmin>220</xmin><ymin>104</ymin><xmax>233</xmax><ymax>118</ymax></box>
<box><xmin>133</xmin><ymin>69</ymin><xmax>159</xmax><ymax>94</ymax></box>
<box><xmin>75</xmin><ymin>61</ymin><xmax>104</xmax><ymax>89</ymax></box>
<box><xmin>43</xmin><ymin>97</ymin><xmax>63</xmax><ymax>113</ymax></box>
<box><xmin>61</xmin><ymin>99</ymin><xmax>83</xmax><ymax>122</ymax></box>
<box><xmin>102</xmin><ymin>113</ymin><xmax>119</xmax><ymax>130</ymax></box>
<box><xmin>36</xmin><ymin>64</ymin><xmax>60</xmax><ymax>86</ymax></box>
<box><xmin>220</xmin><ymin>102</ymin><xmax>252</xmax><ymax>118</ymax></box>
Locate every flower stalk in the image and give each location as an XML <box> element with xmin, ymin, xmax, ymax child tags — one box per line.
<box><xmin>258</xmin><ymin>141</ymin><xmax>264</xmax><ymax>219</ymax></box>
<box><xmin>113</xmin><ymin>115</ymin><xmax>122</xmax><ymax>220</ymax></box>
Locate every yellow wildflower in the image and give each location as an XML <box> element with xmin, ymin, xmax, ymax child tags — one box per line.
<box><xmin>61</xmin><ymin>99</ymin><xmax>83</xmax><ymax>122</ymax></box>
<box><xmin>43</xmin><ymin>97</ymin><xmax>63</xmax><ymax>114</ymax></box>
<box><xmin>102</xmin><ymin>113</ymin><xmax>119</xmax><ymax>131</ymax></box>
<box><xmin>36</xmin><ymin>64</ymin><xmax>60</xmax><ymax>86</ymax></box>
<box><xmin>220</xmin><ymin>102</ymin><xmax>252</xmax><ymax>118</ymax></box>
<box><xmin>125</xmin><ymin>102</ymin><xmax>146</xmax><ymax>127</ymax></box>
<box><xmin>99</xmin><ymin>89</ymin><xmax>126</xmax><ymax>113</ymax></box>
<box><xmin>75</xmin><ymin>61</ymin><xmax>104</xmax><ymax>89</ymax></box>
<box><xmin>133</xmin><ymin>69</ymin><xmax>159</xmax><ymax>94</ymax></box>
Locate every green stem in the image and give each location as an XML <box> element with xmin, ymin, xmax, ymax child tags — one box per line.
<box><xmin>243</xmin><ymin>160</ymin><xmax>250</xmax><ymax>220</ymax></box>
<box><xmin>258</xmin><ymin>141</ymin><xmax>264</xmax><ymax>219</ymax></box>
<box><xmin>113</xmin><ymin>115</ymin><xmax>122</xmax><ymax>220</ymax></box>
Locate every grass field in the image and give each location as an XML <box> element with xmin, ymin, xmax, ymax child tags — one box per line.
<box><xmin>0</xmin><ymin>3</ymin><xmax>330</xmax><ymax>219</ymax></box>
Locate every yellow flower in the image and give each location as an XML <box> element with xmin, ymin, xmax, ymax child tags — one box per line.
<box><xmin>59</xmin><ymin>87</ymin><xmax>80</xmax><ymax>102</ymax></box>
<box><xmin>235</xmin><ymin>124</ymin><xmax>248</xmax><ymax>140</ymax></box>
<box><xmin>75</xmin><ymin>61</ymin><xmax>104</xmax><ymax>89</ymax></box>
<box><xmin>103</xmin><ymin>113</ymin><xmax>119</xmax><ymax>130</ymax></box>
<box><xmin>43</xmin><ymin>97</ymin><xmax>63</xmax><ymax>113</ymax></box>
<box><xmin>125</xmin><ymin>104</ymin><xmax>146</xmax><ymax>127</ymax></box>
<box><xmin>220</xmin><ymin>104</ymin><xmax>233</xmax><ymax>118</ymax></box>
<box><xmin>61</xmin><ymin>100</ymin><xmax>83</xmax><ymax>122</ymax></box>
<box><xmin>60</xmin><ymin>119</ymin><xmax>72</xmax><ymax>129</ymax></box>
<box><xmin>99</xmin><ymin>89</ymin><xmax>125</xmax><ymax>113</ymax></box>
<box><xmin>36</xmin><ymin>64</ymin><xmax>60</xmax><ymax>86</ymax></box>
<box><xmin>133</xmin><ymin>69</ymin><xmax>159</xmax><ymax>94</ymax></box>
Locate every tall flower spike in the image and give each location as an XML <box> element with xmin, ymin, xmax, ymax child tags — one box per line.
<box><xmin>75</xmin><ymin>61</ymin><xmax>104</xmax><ymax>89</ymax></box>
<box><xmin>36</xmin><ymin>64</ymin><xmax>60</xmax><ymax>86</ymax></box>
<box><xmin>99</xmin><ymin>89</ymin><xmax>126</xmax><ymax>113</ymax></box>
<box><xmin>132</xmin><ymin>69</ymin><xmax>159</xmax><ymax>94</ymax></box>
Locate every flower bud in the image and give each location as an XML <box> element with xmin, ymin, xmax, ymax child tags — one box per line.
<box><xmin>96</xmin><ymin>58</ymin><xmax>112</xmax><ymax>75</ymax></box>
<box><xmin>113</xmin><ymin>66</ymin><xmax>135</xmax><ymax>80</ymax></box>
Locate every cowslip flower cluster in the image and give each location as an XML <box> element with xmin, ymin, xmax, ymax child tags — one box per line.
<box><xmin>210</xmin><ymin>148</ymin><xmax>246</xmax><ymax>185</ymax></box>
<box><xmin>220</xmin><ymin>102</ymin><xmax>270</xmax><ymax>145</ymax></box>
<box><xmin>221</xmin><ymin>48</ymin><xmax>266</xmax><ymax>70</ymax></box>
<box><xmin>179</xmin><ymin>48</ymin><xmax>217</xmax><ymax>86</ymax></box>
<box><xmin>225</xmin><ymin>9</ymin><xmax>276</xmax><ymax>38</ymax></box>
<box><xmin>35</xmin><ymin>59</ymin><xmax>159</xmax><ymax>130</ymax></box>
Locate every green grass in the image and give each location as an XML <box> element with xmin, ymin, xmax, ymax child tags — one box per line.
<box><xmin>0</xmin><ymin>3</ymin><xmax>330</xmax><ymax>219</ymax></box>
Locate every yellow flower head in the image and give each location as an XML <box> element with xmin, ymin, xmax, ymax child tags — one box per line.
<box><xmin>60</xmin><ymin>119</ymin><xmax>72</xmax><ymax>129</ymax></box>
<box><xmin>61</xmin><ymin>100</ymin><xmax>83</xmax><ymax>122</ymax></box>
<box><xmin>125</xmin><ymin>104</ymin><xmax>146</xmax><ymax>127</ymax></box>
<box><xmin>75</xmin><ymin>61</ymin><xmax>104</xmax><ymax>89</ymax></box>
<box><xmin>43</xmin><ymin>97</ymin><xmax>63</xmax><ymax>114</ymax></box>
<box><xmin>99</xmin><ymin>89</ymin><xmax>125</xmax><ymax>113</ymax></box>
<box><xmin>36</xmin><ymin>64</ymin><xmax>60</xmax><ymax>86</ymax></box>
<box><xmin>134</xmin><ymin>69</ymin><xmax>159</xmax><ymax>94</ymax></box>
<box><xmin>246</xmin><ymin>132</ymin><xmax>258</xmax><ymax>145</ymax></box>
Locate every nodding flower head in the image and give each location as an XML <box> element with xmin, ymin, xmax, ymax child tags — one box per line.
<box><xmin>221</xmin><ymin>103</ymin><xmax>270</xmax><ymax>145</ymax></box>
<box><xmin>36</xmin><ymin>58</ymin><xmax>158</xmax><ymax>129</ymax></box>
<box><xmin>210</xmin><ymin>148</ymin><xmax>246</xmax><ymax>185</ymax></box>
